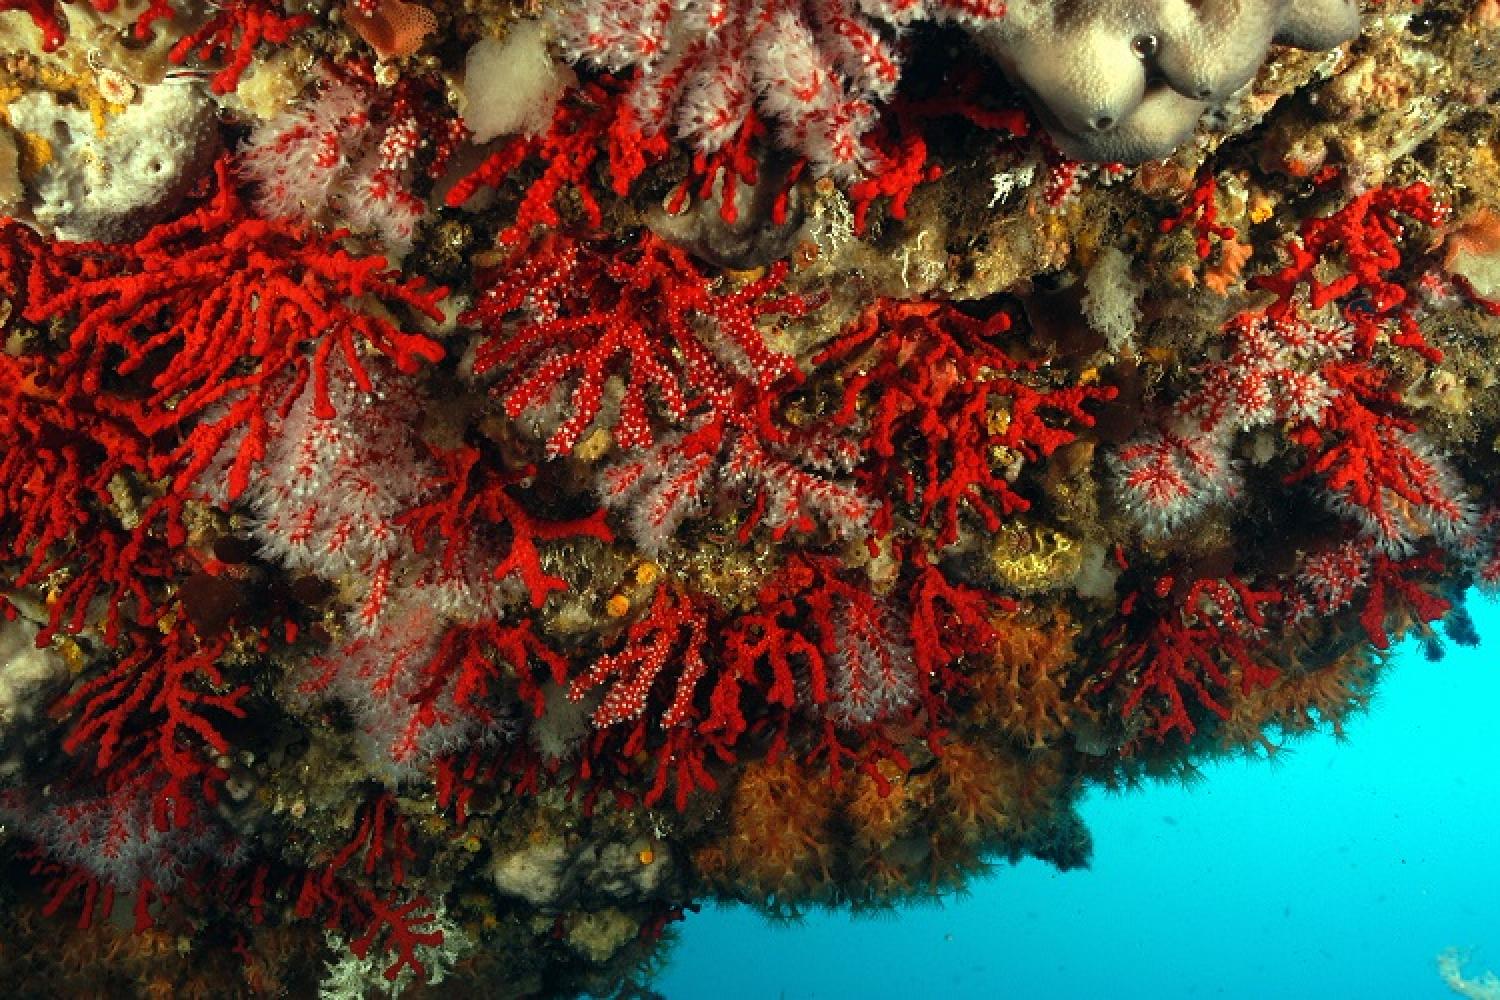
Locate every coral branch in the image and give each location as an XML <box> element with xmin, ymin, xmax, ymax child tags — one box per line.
<box><xmin>819</xmin><ymin>299</ymin><xmax>1113</xmax><ymax>545</ymax></box>
<box><xmin>465</xmin><ymin>232</ymin><xmax>814</xmax><ymax>456</ymax></box>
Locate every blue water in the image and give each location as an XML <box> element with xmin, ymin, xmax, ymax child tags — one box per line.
<box><xmin>657</xmin><ymin>595</ymin><xmax>1500</xmax><ymax>999</ymax></box>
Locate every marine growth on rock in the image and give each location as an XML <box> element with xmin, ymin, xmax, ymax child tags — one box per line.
<box><xmin>0</xmin><ymin>0</ymin><xmax>1497</xmax><ymax>995</ymax></box>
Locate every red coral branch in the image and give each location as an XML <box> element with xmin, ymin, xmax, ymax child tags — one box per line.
<box><xmin>399</xmin><ymin>618</ymin><xmax>565</xmax><ymax>761</ymax></box>
<box><xmin>570</xmin><ymin>588</ymin><xmax>711</xmax><ymax>729</ymax></box>
<box><xmin>1358</xmin><ymin>550</ymin><xmax>1451</xmax><ymax>650</ymax></box>
<box><xmin>0</xmin><ymin>1</ymin><xmax>308</xmax><ymax>86</ymax></box>
<box><xmin>445</xmin><ymin>79</ymin><xmax>671</xmax><ymax>243</ymax></box>
<box><xmin>349</xmin><ymin>891</ymin><xmax>445</xmax><ymax>982</ymax></box>
<box><xmin>465</xmin><ymin>232</ymin><xmax>815</xmax><ymax>456</ymax></box>
<box><xmin>905</xmin><ymin>556</ymin><xmax>1010</xmax><ymax>727</ymax></box>
<box><xmin>398</xmin><ymin>444</ymin><xmax>614</xmax><ymax>608</ymax></box>
<box><xmin>1093</xmin><ymin>575</ymin><xmax>1280</xmax><ymax>743</ymax></box>
<box><xmin>329</xmin><ymin>793</ymin><xmax>415</xmax><ymax>888</ymax></box>
<box><xmin>1159</xmin><ymin>172</ymin><xmax>1237</xmax><ymax>260</ymax></box>
<box><xmin>59</xmin><ymin>625</ymin><xmax>246</xmax><ymax>829</ymax></box>
<box><xmin>818</xmin><ymin>299</ymin><xmax>1114</xmax><ymax>545</ymax></box>
<box><xmin>169</xmin><ymin>1</ymin><xmax>314</xmax><ymax>94</ymax></box>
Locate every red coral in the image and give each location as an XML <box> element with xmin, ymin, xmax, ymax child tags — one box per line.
<box><xmin>291</xmin><ymin>794</ymin><xmax>446</xmax><ymax>979</ymax></box>
<box><xmin>0</xmin><ymin>378</ymin><xmax>175</xmax><ymax>643</ymax></box>
<box><xmin>565</xmin><ymin>553</ymin><xmax>1003</xmax><ymax>809</ymax></box>
<box><xmin>666</xmin><ymin>111</ymin><xmax>802</xmax><ymax>227</ymax></box>
<box><xmin>349</xmin><ymin>891</ymin><xmax>445</xmax><ymax>982</ymax></box>
<box><xmin>702</xmin><ymin>553</ymin><xmax>905</xmax><ymax>740</ymax></box>
<box><xmin>2</xmin><ymin>766</ymin><xmax>230</xmax><ymax>932</ymax></box>
<box><xmin>708</xmin><ymin>553</ymin><xmax>1003</xmax><ymax>752</ymax></box>
<box><xmin>570</xmin><ymin>588</ymin><xmax>711</xmax><ymax>729</ymax></box>
<box><xmin>1159</xmin><ymin>172</ymin><xmax>1237</xmax><ymax>260</ymax></box>
<box><xmin>1284</xmin><ymin>539</ymin><xmax>1450</xmax><ymax>648</ymax></box>
<box><xmin>1</xmin><ymin>225</ymin><xmax>186</xmax><ymax>643</ymax></box>
<box><xmin>465</xmin><ymin>232</ymin><xmax>816</xmax><ymax>456</ymax></box>
<box><xmin>705</xmin><ymin>587</ymin><xmax>827</xmax><ymax>746</ymax></box>
<box><xmin>603</xmin><ymin>720</ymin><xmax>728</xmax><ymax>813</ymax></box>
<box><xmin>817</xmin><ymin>299</ymin><xmax>1114</xmax><ymax>546</ymax></box>
<box><xmin>408</xmin><ymin>618</ymin><xmax>566</xmax><ymax>730</ymax></box>
<box><xmin>905</xmin><ymin>555</ymin><xmax>1010</xmax><ymax>726</ymax></box>
<box><xmin>328</xmin><ymin>793</ymin><xmax>415</xmax><ymax>888</ymax></box>
<box><xmin>1256</xmin><ymin>185</ymin><xmax>1475</xmax><ymax>556</ymax></box>
<box><xmin>548</xmin><ymin>0</ymin><xmax>1007</xmax><ymax>177</ymax></box>
<box><xmin>846</xmin><ymin>129</ymin><xmax>942</xmax><ymax>235</ymax></box>
<box><xmin>1253</xmin><ymin>182</ymin><xmax>1450</xmax><ymax>362</ymax></box>
<box><xmin>1117</xmin><ymin>184</ymin><xmax>1471</xmax><ymax>553</ymax></box>
<box><xmin>1288</xmin><ymin>363</ymin><xmax>1475</xmax><ymax>555</ymax></box>
<box><xmin>398</xmin><ymin>444</ymin><xmax>615</xmax><ymax>608</ymax></box>
<box><xmin>0</xmin><ymin>0</ymin><xmax>75</xmax><ymax>48</ymax></box>
<box><xmin>1286</xmin><ymin>539</ymin><xmax>1373</xmax><ymax>622</ymax></box>
<box><xmin>846</xmin><ymin>80</ymin><xmax>1031</xmax><ymax>234</ymax></box>
<box><xmin>11</xmin><ymin>159</ymin><xmax>445</xmax><ymax>508</ymax></box>
<box><xmin>169</xmin><ymin>1</ymin><xmax>314</xmax><ymax>94</ymax></box>
<box><xmin>1094</xmin><ymin>575</ymin><xmax>1280</xmax><ymax>743</ymax></box>
<box><xmin>59</xmin><ymin>625</ymin><xmax>246</xmax><ymax>830</ymax></box>
<box><xmin>0</xmin><ymin>1</ymin><xmax>308</xmax><ymax>88</ymax></box>
<box><xmin>297</xmin><ymin>872</ymin><xmax>445</xmax><ymax>982</ymax></box>
<box><xmin>599</xmin><ymin>408</ymin><xmax>870</xmax><ymax>554</ymax></box>
<box><xmin>445</xmin><ymin>79</ymin><xmax>671</xmax><ymax>243</ymax></box>
<box><xmin>241</xmin><ymin>64</ymin><xmax>467</xmax><ymax>253</ymax></box>
<box><xmin>0</xmin><ymin>0</ymin><xmax>169</xmax><ymax>51</ymax></box>
<box><xmin>1358</xmin><ymin>550</ymin><xmax>1451</xmax><ymax>650</ymax></box>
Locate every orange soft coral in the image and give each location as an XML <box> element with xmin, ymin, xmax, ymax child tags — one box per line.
<box><xmin>724</xmin><ymin>757</ymin><xmax>836</xmax><ymax>902</ymax></box>
<box><xmin>972</xmin><ymin>609</ymin><xmax>1081</xmax><ymax>749</ymax></box>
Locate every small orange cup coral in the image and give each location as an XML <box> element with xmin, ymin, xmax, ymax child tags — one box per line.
<box><xmin>344</xmin><ymin>0</ymin><xmax>437</xmax><ymax>60</ymax></box>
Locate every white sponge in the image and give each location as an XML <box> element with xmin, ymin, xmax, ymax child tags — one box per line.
<box><xmin>968</xmin><ymin>0</ymin><xmax>1361</xmax><ymax>162</ymax></box>
<box><xmin>461</xmin><ymin>20</ymin><xmax>576</xmax><ymax>144</ymax></box>
<box><xmin>7</xmin><ymin>79</ymin><xmax>219</xmax><ymax>242</ymax></box>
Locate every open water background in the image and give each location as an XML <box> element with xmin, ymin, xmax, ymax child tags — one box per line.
<box><xmin>655</xmin><ymin>594</ymin><xmax>1500</xmax><ymax>999</ymax></box>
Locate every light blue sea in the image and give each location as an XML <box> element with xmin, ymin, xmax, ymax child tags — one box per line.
<box><xmin>656</xmin><ymin>594</ymin><xmax>1500</xmax><ymax>999</ymax></box>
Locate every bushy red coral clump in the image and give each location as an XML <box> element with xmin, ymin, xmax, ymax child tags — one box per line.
<box><xmin>1092</xmin><ymin>574</ymin><xmax>1281</xmax><ymax>744</ymax></box>
<box><xmin>1120</xmin><ymin>183</ymin><xmax>1473</xmax><ymax>557</ymax></box>
<box><xmin>445</xmin><ymin>79</ymin><xmax>672</xmax><ymax>243</ymax></box>
<box><xmin>818</xmin><ymin>298</ymin><xmax>1115</xmax><ymax>546</ymax></box>
<box><xmin>465</xmin><ymin>231</ymin><xmax>816</xmax><ymax>456</ymax></box>
<box><xmin>60</xmin><ymin>625</ymin><xmax>246</xmax><ymax>830</ymax></box>
<box><xmin>1</xmin><ymin>158</ymin><xmax>445</xmax><ymax>644</ymax></box>
<box><xmin>1260</xmin><ymin>185</ymin><xmax>1476</xmax><ymax>556</ymax></box>
<box><xmin>9</xmin><ymin>158</ymin><xmax>445</xmax><ymax>505</ymax></box>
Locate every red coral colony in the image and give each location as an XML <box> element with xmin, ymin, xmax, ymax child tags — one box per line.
<box><xmin>0</xmin><ymin>0</ymin><xmax>1496</xmax><ymax>995</ymax></box>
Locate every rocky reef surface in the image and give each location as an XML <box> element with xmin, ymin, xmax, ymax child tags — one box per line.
<box><xmin>1</xmin><ymin>1</ymin><xmax>1497</xmax><ymax>996</ymax></box>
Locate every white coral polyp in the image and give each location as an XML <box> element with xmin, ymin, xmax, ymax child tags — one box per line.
<box><xmin>239</xmin><ymin>78</ymin><xmax>428</xmax><ymax>259</ymax></box>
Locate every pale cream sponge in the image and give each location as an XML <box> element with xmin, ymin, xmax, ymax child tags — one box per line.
<box><xmin>7</xmin><ymin>79</ymin><xmax>220</xmax><ymax>241</ymax></box>
<box><xmin>460</xmin><ymin>19</ymin><xmax>576</xmax><ymax>143</ymax></box>
<box><xmin>967</xmin><ymin>0</ymin><xmax>1362</xmax><ymax>162</ymax></box>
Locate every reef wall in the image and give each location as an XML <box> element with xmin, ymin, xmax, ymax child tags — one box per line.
<box><xmin>1</xmin><ymin>0</ymin><xmax>1497</xmax><ymax>996</ymax></box>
